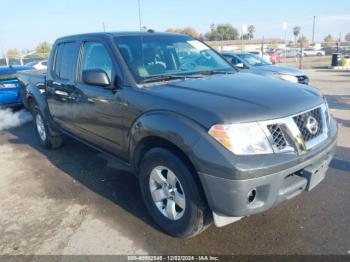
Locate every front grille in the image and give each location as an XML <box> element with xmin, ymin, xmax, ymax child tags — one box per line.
<box><xmin>267</xmin><ymin>124</ymin><xmax>287</xmax><ymax>150</ymax></box>
<box><xmin>293</xmin><ymin>108</ymin><xmax>323</xmax><ymax>142</ymax></box>
<box><xmin>297</xmin><ymin>75</ymin><xmax>309</xmax><ymax>84</ymax></box>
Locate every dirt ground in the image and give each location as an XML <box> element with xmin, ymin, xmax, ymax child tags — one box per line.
<box><xmin>0</xmin><ymin>69</ymin><xmax>349</xmax><ymax>257</ymax></box>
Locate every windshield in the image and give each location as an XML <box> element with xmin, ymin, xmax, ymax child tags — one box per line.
<box><xmin>237</xmin><ymin>53</ymin><xmax>271</xmax><ymax>66</ymax></box>
<box><xmin>114</xmin><ymin>34</ymin><xmax>233</xmax><ymax>83</ymax></box>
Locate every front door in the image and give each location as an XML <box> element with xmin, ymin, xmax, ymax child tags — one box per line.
<box><xmin>70</xmin><ymin>41</ymin><xmax>126</xmax><ymax>157</ymax></box>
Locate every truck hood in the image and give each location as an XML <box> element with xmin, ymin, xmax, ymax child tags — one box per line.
<box><xmin>147</xmin><ymin>73</ymin><xmax>323</xmax><ymax>127</ymax></box>
<box><xmin>253</xmin><ymin>64</ymin><xmax>304</xmax><ymax>76</ymax></box>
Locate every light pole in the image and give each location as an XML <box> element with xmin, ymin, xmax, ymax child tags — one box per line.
<box><xmin>312</xmin><ymin>16</ymin><xmax>316</xmax><ymax>44</ymax></box>
<box><xmin>221</xmin><ymin>34</ymin><xmax>224</xmax><ymax>52</ymax></box>
<box><xmin>283</xmin><ymin>22</ymin><xmax>288</xmax><ymax>64</ymax></box>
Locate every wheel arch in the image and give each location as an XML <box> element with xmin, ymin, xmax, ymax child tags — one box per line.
<box><xmin>134</xmin><ymin>135</ymin><xmax>211</xmax><ymax>211</ymax></box>
<box><xmin>128</xmin><ymin>111</ymin><xmax>206</xmax><ymax>173</ymax></box>
<box><xmin>129</xmin><ymin>111</ymin><xmax>210</xmax><ymax>207</ymax></box>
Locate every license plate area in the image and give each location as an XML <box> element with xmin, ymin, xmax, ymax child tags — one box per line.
<box><xmin>301</xmin><ymin>156</ymin><xmax>331</xmax><ymax>191</ymax></box>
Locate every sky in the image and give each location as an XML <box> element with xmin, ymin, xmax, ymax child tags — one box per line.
<box><xmin>1</xmin><ymin>0</ymin><xmax>350</xmax><ymax>53</ymax></box>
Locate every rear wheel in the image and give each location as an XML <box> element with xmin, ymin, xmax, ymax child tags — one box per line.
<box><xmin>33</xmin><ymin>107</ymin><xmax>62</xmax><ymax>149</ymax></box>
<box><xmin>139</xmin><ymin>148</ymin><xmax>211</xmax><ymax>238</ymax></box>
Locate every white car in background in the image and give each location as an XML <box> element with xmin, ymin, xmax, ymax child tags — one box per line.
<box><xmin>303</xmin><ymin>48</ymin><xmax>325</xmax><ymax>56</ymax></box>
<box><xmin>25</xmin><ymin>60</ymin><xmax>48</xmax><ymax>70</ymax></box>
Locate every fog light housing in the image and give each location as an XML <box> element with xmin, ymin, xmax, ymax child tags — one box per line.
<box><xmin>247</xmin><ymin>189</ymin><xmax>257</xmax><ymax>204</ymax></box>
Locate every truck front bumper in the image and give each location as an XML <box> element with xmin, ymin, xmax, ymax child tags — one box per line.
<box><xmin>195</xmin><ymin>119</ymin><xmax>337</xmax><ymax>226</ymax></box>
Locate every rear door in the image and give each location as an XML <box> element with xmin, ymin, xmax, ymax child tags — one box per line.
<box><xmin>46</xmin><ymin>41</ymin><xmax>80</xmax><ymax>131</ymax></box>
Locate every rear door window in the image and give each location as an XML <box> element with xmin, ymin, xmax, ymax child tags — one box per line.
<box><xmin>54</xmin><ymin>42</ymin><xmax>79</xmax><ymax>80</ymax></box>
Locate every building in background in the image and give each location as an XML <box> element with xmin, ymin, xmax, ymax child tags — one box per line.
<box><xmin>206</xmin><ymin>38</ymin><xmax>285</xmax><ymax>52</ymax></box>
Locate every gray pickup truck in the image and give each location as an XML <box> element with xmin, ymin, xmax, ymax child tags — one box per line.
<box><xmin>17</xmin><ymin>32</ymin><xmax>338</xmax><ymax>238</ymax></box>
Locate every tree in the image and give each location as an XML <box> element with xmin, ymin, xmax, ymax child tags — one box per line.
<box><xmin>166</xmin><ymin>27</ymin><xmax>200</xmax><ymax>38</ymax></box>
<box><xmin>247</xmin><ymin>25</ymin><xmax>256</xmax><ymax>40</ymax></box>
<box><xmin>287</xmin><ymin>40</ymin><xmax>294</xmax><ymax>48</ymax></box>
<box><xmin>6</xmin><ymin>49</ymin><xmax>20</xmax><ymax>58</ymax></box>
<box><xmin>298</xmin><ymin>35</ymin><xmax>309</xmax><ymax>47</ymax></box>
<box><xmin>324</xmin><ymin>34</ymin><xmax>335</xmax><ymax>43</ymax></box>
<box><xmin>345</xmin><ymin>33</ymin><xmax>350</xmax><ymax>42</ymax></box>
<box><xmin>35</xmin><ymin>42</ymin><xmax>51</xmax><ymax>55</ymax></box>
<box><xmin>323</xmin><ymin>34</ymin><xmax>335</xmax><ymax>47</ymax></box>
<box><xmin>204</xmin><ymin>23</ymin><xmax>239</xmax><ymax>41</ymax></box>
<box><xmin>293</xmin><ymin>26</ymin><xmax>301</xmax><ymax>45</ymax></box>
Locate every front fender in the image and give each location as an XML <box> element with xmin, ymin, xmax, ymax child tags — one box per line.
<box><xmin>128</xmin><ymin>110</ymin><xmax>206</xmax><ymax>169</ymax></box>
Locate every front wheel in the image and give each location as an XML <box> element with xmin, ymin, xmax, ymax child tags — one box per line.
<box><xmin>139</xmin><ymin>148</ymin><xmax>211</xmax><ymax>238</ymax></box>
<box><xmin>33</xmin><ymin>107</ymin><xmax>62</xmax><ymax>149</ymax></box>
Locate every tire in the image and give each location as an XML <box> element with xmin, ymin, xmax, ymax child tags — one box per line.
<box><xmin>33</xmin><ymin>106</ymin><xmax>62</xmax><ymax>149</ymax></box>
<box><xmin>139</xmin><ymin>148</ymin><xmax>211</xmax><ymax>238</ymax></box>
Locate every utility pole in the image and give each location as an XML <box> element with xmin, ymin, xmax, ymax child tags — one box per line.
<box><xmin>299</xmin><ymin>34</ymin><xmax>304</xmax><ymax>69</ymax></box>
<box><xmin>221</xmin><ymin>34</ymin><xmax>224</xmax><ymax>52</ymax></box>
<box><xmin>241</xmin><ymin>24</ymin><xmax>247</xmax><ymax>51</ymax></box>
<box><xmin>138</xmin><ymin>0</ymin><xmax>142</xmax><ymax>31</ymax></box>
<box><xmin>102</xmin><ymin>22</ymin><xmax>106</xmax><ymax>32</ymax></box>
<box><xmin>312</xmin><ymin>16</ymin><xmax>316</xmax><ymax>43</ymax></box>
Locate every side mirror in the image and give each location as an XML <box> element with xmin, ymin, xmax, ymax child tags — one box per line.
<box><xmin>82</xmin><ymin>69</ymin><xmax>111</xmax><ymax>87</ymax></box>
<box><xmin>235</xmin><ymin>63</ymin><xmax>245</xmax><ymax>69</ymax></box>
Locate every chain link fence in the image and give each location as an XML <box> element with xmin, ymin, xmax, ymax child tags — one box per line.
<box><xmin>0</xmin><ymin>53</ymin><xmax>49</xmax><ymax>66</ymax></box>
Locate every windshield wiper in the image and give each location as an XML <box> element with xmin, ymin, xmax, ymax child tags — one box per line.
<box><xmin>140</xmin><ymin>74</ymin><xmax>203</xmax><ymax>84</ymax></box>
<box><xmin>196</xmin><ymin>70</ymin><xmax>235</xmax><ymax>76</ymax></box>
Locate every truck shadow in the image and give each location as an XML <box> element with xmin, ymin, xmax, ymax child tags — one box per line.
<box><xmin>335</xmin><ymin>117</ymin><xmax>350</xmax><ymax>128</ymax></box>
<box><xmin>331</xmin><ymin>146</ymin><xmax>350</xmax><ymax>173</ymax></box>
<box><xmin>6</xmin><ymin>122</ymin><xmax>350</xmax><ymax>254</ymax></box>
<box><xmin>325</xmin><ymin>95</ymin><xmax>350</xmax><ymax>110</ymax></box>
<box><xmin>7</xmin><ymin>124</ymin><xmax>169</xmax><ymax>251</ymax></box>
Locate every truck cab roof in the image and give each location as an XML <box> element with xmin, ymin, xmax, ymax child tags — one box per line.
<box><xmin>56</xmin><ymin>31</ymin><xmax>184</xmax><ymax>42</ymax></box>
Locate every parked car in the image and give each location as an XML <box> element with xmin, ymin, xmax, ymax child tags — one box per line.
<box><xmin>0</xmin><ymin>65</ymin><xmax>32</xmax><ymax>108</ymax></box>
<box><xmin>248</xmin><ymin>51</ymin><xmax>271</xmax><ymax>62</ymax></box>
<box><xmin>281</xmin><ymin>49</ymin><xmax>302</xmax><ymax>58</ymax></box>
<box><xmin>18</xmin><ymin>32</ymin><xmax>337</xmax><ymax>238</ymax></box>
<box><xmin>303</xmin><ymin>48</ymin><xmax>325</xmax><ymax>56</ymax></box>
<box><xmin>266</xmin><ymin>51</ymin><xmax>282</xmax><ymax>64</ymax></box>
<box><xmin>25</xmin><ymin>60</ymin><xmax>48</xmax><ymax>70</ymax></box>
<box><xmin>222</xmin><ymin>52</ymin><xmax>309</xmax><ymax>85</ymax></box>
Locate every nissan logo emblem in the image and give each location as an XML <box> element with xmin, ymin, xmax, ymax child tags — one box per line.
<box><xmin>306</xmin><ymin>116</ymin><xmax>319</xmax><ymax>135</ymax></box>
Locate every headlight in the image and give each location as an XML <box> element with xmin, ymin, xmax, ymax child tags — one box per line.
<box><xmin>0</xmin><ymin>83</ymin><xmax>17</xmax><ymax>89</ymax></box>
<box><xmin>323</xmin><ymin>96</ymin><xmax>331</xmax><ymax>127</ymax></box>
<box><xmin>208</xmin><ymin>123</ymin><xmax>273</xmax><ymax>155</ymax></box>
<box><xmin>275</xmin><ymin>74</ymin><xmax>298</xmax><ymax>83</ymax></box>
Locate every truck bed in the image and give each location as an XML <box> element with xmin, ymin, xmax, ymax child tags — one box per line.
<box><xmin>16</xmin><ymin>70</ymin><xmax>47</xmax><ymax>109</ymax></box>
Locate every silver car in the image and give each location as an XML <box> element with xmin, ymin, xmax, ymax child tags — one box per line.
<box><xmin>222</xmin><ymin>52</ymin><xmax>309</xmax><ymax>85</ymax></box>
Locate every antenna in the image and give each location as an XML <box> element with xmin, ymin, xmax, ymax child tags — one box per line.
<box><xmin>137</xmin><ymin>0</ymin><xmax>142</xmax><ymax>31</ymax></box>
